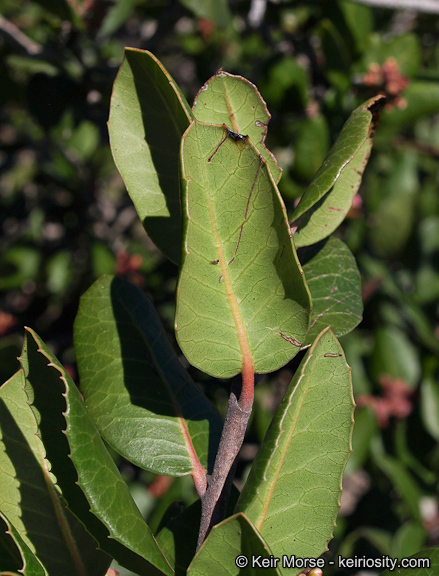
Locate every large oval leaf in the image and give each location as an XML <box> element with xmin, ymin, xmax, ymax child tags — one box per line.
<box><xmin>236</xmin><ymin>328</ymin><xmax>354</xmax><ymax>565</ymax></box>
<box><xmin>74</xmin><ymin>274</ymin><xmax>222</xmax><ymax>478</ymax></box>
<box><xmin>291</xmin><ymin>94</ymin><xmax>386</xmax><ymax>247</ymax></box>
<box><xmin>108</xmin><ymin>48</ymin><xmax>192</xmax><ymax>264</ymax></box>
<box><xmin>193</xmin><ymin>71</ymin><xmax>282</xmax><ymax>183</ymax></box>
<box><xmin>175</xmin><ymin>120</ymin><xmax>311</xmax><ymax>379</ymax></box>
<box><xmin>19</xmin><ymin>329</ymin><xmax>174</xmax><ymax>576</ymax></box>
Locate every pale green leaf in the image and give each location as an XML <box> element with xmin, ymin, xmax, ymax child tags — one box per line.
<box><xmin>291</xmin><ymin>95</ymin><xmax>386</xmax><ymax>248</ymax></box>
<box><xmin>193</xmin><ymin>71</ymin><xmax>282</xmax><ymax>183</ymax></box>
<box><xmin>175</xmin><ymin>120</ymin><xmax>310</xmax><ymax>378</ymax></box>
<box><xmin>236</xmin><ymin>328</ymin><xmax>354</xmax><ymax>565</ymax></box>
<box><xmin>179</xmin><ymin>0</ymin><xmax>231</xmax><ymax>28</ymax></box>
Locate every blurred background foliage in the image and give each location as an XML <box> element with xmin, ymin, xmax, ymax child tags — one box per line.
<box><xmin>0</xmin><ymin>0</ymin><xmax>438</xmax><ymax>574</ymax></box>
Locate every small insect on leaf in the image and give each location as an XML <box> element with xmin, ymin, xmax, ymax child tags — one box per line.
<box><xmin>208</xmin><ymin>123</ymin><xmax>248</xmax><ymax>162</ymax></box>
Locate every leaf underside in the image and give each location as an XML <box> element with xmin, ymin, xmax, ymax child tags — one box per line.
<box><xmin>175</xmin><ymin>120</ymin><xmax>310</xmax><ymax>378</ymax></box>
<box><xmin>193</xmin><ymin>70</ymin><xmax>282</xmax><ymax>183</ymax></box>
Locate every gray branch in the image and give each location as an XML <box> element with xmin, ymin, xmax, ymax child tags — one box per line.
<box><xmin>351</xmin><ymin>0</ymin><xmax>439</xmax><ymax>13</ymax></box>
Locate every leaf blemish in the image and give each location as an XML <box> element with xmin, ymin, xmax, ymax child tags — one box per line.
<box><xmin>276</xmin><ymin>332</ymin><xmax>302</xmax><ymax>347</ymax></box>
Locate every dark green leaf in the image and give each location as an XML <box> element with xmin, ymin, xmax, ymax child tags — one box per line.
<box><xmin>0</xmin><ymin>512</ymin><xmax>46</xmax><ymax>576</ymax></box>
<box><xmin>379</xmin><ymin>545</ymin><xmax>439</xmax><ymax>576</ymax></box>
<box><xmin>0</xmin><ymin>370</ymin><xmax>111</xmax><ymax>576</ymax></box>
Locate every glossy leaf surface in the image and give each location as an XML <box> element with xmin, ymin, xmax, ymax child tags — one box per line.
<box><xmin>20</xmin><ymin>329</ymin><xmax>174</xmax><ymax>576</ymax></box>
<box><xmin>291</xmin><ymin>95</ymin><xmax>386</xmax><ymax>247</ymax></box>
<box><xmin>108</xmin><ymin>48</ymin><xmax>192</xmax><ymax>263</ymax></box>
<box><xmin>188</xmin><ymin>513</ymin><xmax>281</xmax><ymax>576</ymax></box>
<box><xmin>236</xmin><ymin>328</ymin><xmax>354</xmax><ymax>564</ymax></box>
<box><xmin>300</xmin><ymin>237</ymin><xmax>363</xmax><ymax>345</ymax></box>
<box><xmin>193</xmin><ymin>71</ymin><xmax>282</xmax><ymax>182</ymax></box>
<box><xmin>74</xmin><ymin>274</ymin><xmax>221</xmax><ymax>476</ymax></box>
<box><xmin>175</xmin><ymin>120</ymin><xmax>310</xmax><ymax>378</ymax></box>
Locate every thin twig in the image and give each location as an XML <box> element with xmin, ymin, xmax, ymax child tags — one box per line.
<box><xmin>197</xmin><ymin>374</ymin><xmax>254</xmax><ymax>549</ymax></box>
<box><xmin>351</xmin><ymin>0</ymin><xmax>439</xmax><ymax>13</ymax></box>
<box><xmin>0</xmin><ymin>15</ymin><xmax>43</xmax><ymax>55</ymax></box>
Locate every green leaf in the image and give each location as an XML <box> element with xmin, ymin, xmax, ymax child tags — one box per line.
<box><xmin>0</xmin><ymin>370</ymin><xmax>111</xmax><ymax>576</ymax></box>
<box><xmin>291</xmin><ymin>95</ymin><xmax>386</xmax><ymax>248</ymax></box>
<box><xmin>19</xmin><ymin>329</ymin><xmax>174</xmax><ymax>576</ymax></box>
<box><xmin>293</xmin><ymin>114</ymin><xmax>330</xmax><ymax>182</ymax></box>
<box><xmin>188</xmin><ymin>513</ymin><xmax>281</xmax><ymax>576</ymax></box>
<box><xmin>0</xmin><ymin>246</ymin><xmax>41</xmax><ymax>290</ymax></box>
<box><xmin>175</xmin><ymin>120</ymin><xmax>310</xmax><ymax>378</ymax></box>
<box><xmin>192</xmin><ymin>71</ymin><xmax>282</xmax><ymax>183</ymax></box>
<box><xmin>345</xmin><ymin>406</ymin><xmax>377</xmax><ymax>474</ymax></box>
<box><xmin>300</xmin><ymin>237</ymin><xmax>363</xmax><ymax>345</ymax></box>
<box><xmin>74</xmin><ymin>275</ymin><xmax>221</xmax><ymax>477</ymax></box>
<box><xmin>371</xmin><ymin>326</ymin><xmax>420</xmax><ymax>388</ymax></box>
<box><xmin>155</xmin><ymin>500</ymin><xmax>201</xmax><ymax>576</ymax></box>
<box><xmin>179</xmin><ymin>0</ymin><xmax>231</xmax><ymax>28</ymax></box>
<box><xmin>391</xmin><ymin>522</ymin><xmax>427</xmax><ymax>560</ymax></box>
<box><xmin>379</xmin><ymin>545</ymin><xmax>439</xmax><ymax>576</ymax></box>
<box><xmin>0</xmin><ymin>512</ymin><xmax>46</xmax><ymax>576</ymax></box>
<box><xmin>380</xmin><ymin>81</ymin><xmax>439</xmax><ymax>128</ymax></box>
<box><xmin>371</xmin><ymin>437</ymin><xmax>422</xmax><ymax>523</ymax></box>
<box><xmin>155</xmin><ymin>485</ymin><xmax>240</xmax><ymax>575</ymax></box>
<box><xmin>367</xmin><ymin>150</ymin><xmax>418</xmax><ymax>257</ymax></box>
<box><xmin>108</xmin><ymin>48</ymin><xmax>193</xmax><ymax>264</ymax></box>
<box><xmin>236</xmin><ymin>328</ymin><xmax>354</xmax><ymax>564</ymax></box>
<box><xmin>421</xmin><ymin>374</ymin><xmax>439</xmax><ymax>441</ymax></box>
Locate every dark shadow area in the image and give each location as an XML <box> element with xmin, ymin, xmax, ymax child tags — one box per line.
<box><xmin>128</xmin><ymin>50</ymin><xmax>190</xmax><ymax>264</ymax></box>
<box><xmin>0</xmin><ymin>398</ymin><xmax>86</xmax><ymax>575</ymax></box>
<box><xmin>110</xmin><ymin>275</ymin><xmax>222</xmax><ymax>474</ymax></box>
